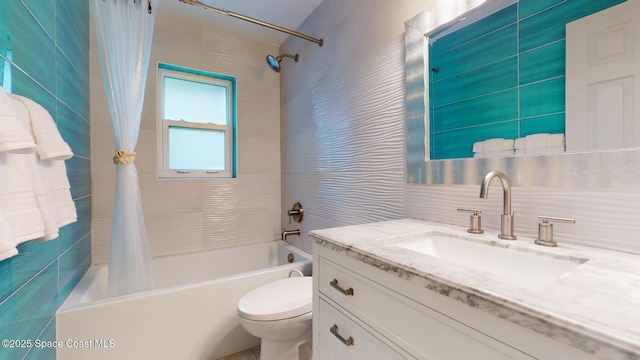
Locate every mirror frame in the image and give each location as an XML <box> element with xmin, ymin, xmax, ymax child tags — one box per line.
<box><xmin>405</xmin><ymin>0</ymin><xmax>640</xmax><ymax>189</ymax></box>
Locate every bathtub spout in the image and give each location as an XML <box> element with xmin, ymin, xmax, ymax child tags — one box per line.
<box><xmin>282</xmin><ymin>229</ymin><xmax>300</xmax><ymax>241</ymax></box>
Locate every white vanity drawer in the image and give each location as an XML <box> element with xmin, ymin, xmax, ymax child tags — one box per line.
<box><xmin>317</xmin><ymin>297</ymin><xmax>408</xmax><ymax>360</ymax></box>
<box><xmin>318</xmin><ymin>255</ymin><xmax>535</xmax><ymax>360</ymax></box>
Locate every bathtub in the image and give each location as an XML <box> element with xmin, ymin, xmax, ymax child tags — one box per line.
<box><xmin>56</xmin><ymin>241</ymin><xmax>312</xmax><ymax>360</ymax></box>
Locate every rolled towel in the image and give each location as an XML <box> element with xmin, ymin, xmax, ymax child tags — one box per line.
<box><xmin>0</xmin><ymin>86</ymin><xmax>37</xmax><ymax>154</ymax></box>
<box><xmin>10</xmin><ymin>94</ymin><xmax>73</xmax><ymax>160</ymax></box>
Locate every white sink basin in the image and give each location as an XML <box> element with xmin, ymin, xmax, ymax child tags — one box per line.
<box><xmin>388</xmin><ymin>232</ymin><xmax>587</xmax><ymax>291</ymax></box>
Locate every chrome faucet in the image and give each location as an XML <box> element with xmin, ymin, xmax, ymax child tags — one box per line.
<box><xmin>282</xmin><ymin>229</ymin><xmax>300</xmax><ymax>241</ymax></box>
<box><xmin>479</xmin><ymin>170</ymin><xmax>517</xmax><ymax>240</ymax></box>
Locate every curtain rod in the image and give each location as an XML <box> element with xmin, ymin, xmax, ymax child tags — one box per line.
<box><xmin>178</xmin><ymin>0</ymin><xmax>324</xmax><ymax>46</ymax></box>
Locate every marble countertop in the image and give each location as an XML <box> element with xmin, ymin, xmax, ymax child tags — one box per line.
<box><xmin>309</xmin><ymin>218</ymin><xmax>640</xmax><ymax>360</ymax></box>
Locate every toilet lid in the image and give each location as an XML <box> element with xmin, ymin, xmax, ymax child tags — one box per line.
<box><xmin>238</xmin><ymin>276</ymin><xmax>312</xmax><ymax>321</ymax></box>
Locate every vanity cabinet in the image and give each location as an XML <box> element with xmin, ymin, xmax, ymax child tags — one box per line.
<box><xmin>312</xmin><ymin>241</ymin><xmax>600</xmax><ymax>360</ymax></box>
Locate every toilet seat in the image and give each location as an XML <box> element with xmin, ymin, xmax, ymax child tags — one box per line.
<box><xmin>238</xmin><ymin>276</ymin><xmax>312</xmax><ymax>321</ymax></box>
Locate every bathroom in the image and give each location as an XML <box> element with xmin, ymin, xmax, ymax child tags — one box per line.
<box><xmin>1</xmin><ymin>0</ymin><xmax>639</xmax><ymax>359</ymax></box>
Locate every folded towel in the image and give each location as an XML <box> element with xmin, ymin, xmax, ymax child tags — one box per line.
<box><xmin>472</xmin><ymin>141</ymin><xmax>484</xmax><ymax>153</ymax></box>
<box><xmin>0</xmin><ymin>86</ymin><xmax>37</xmax><ymax>154</ymax></box>
<box><xmin>524</xmin><ymin>133</ymin><xmax>549</xmax><ymax>151</ymax></box>
<box><xmin>483</xmin><ymin>138</ymin><xmax>514</xmax><ymax>151</ymax></box>
<box><xmin>546</xmin><ymin>133</ymin><xmax>565</xmax><ymax>148</ymax></box>
<box><xmin>514</xmin><ymin>137</ymin><xmax>526</xmax><ymax>150</ymax></box>
<box><xmin>11</xmin><ymin>94</ymin><xmax>73</xmax><ymax>160</ymax></box>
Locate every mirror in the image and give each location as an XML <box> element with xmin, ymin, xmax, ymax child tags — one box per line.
<box><xmin>413</xmin><ymin>0</ymin><xmax>630</xmax><ymax>161</ymax></box>
<box><xmin>405</xmin><ymin>0</ymin><xmax>640</xmax><ymax>188</ymax></box>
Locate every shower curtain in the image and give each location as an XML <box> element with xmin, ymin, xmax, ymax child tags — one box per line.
<box><xmin>92</xmin><ymin>0</ymin><xmax>157</xmax><ymax>296</ymax></box>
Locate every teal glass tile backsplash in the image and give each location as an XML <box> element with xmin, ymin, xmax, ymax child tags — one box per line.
<box><xmin>428</xmin><ymin>0</ymin><xmax>625</xmax><ymax>159</ymax></box>
<box><xmin>0</xmin><ymin>1</ymin><xmax>91</xmax><ymax>360</ymax></box>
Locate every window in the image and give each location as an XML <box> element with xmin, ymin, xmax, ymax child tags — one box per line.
<box><xmin>157</xmin><ymin>63</ymin><xmax>236</xmax><ymax>178</ymax></box>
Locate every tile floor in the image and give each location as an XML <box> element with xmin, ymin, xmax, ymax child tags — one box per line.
<box><xmin>218</xmin><ymin>345</ymin><xmax>260</xmax><ymax>360</ymax></box>
<box><xmin>218</xmin><ymin>339</ymin><xmax>312</xmax><ymax>360</ymax></box>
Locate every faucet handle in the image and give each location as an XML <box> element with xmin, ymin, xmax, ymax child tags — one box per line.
<box><xmin>535</xmin><ymin>216</ymin><xmax>575</xmax><ymax>247</ymax></box>
<box><xmin>457</xmin><ymin>208</ymin><xmax>484</xmax><ymax>234</ymax></box>
<box><xmin>287</xmin><ymin>202</ymin><xmax>304</xmax><ymax>223</ymax></box>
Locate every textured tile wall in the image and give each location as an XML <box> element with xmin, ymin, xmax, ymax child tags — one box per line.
<box><xmin>90</xmin><ymin>14</ymin><xmax>282</xmax><ymax>264</ymax></box>
<box><xmin>280</xmin><ymin>0</ymin><xmax>434</xmax><ymax>253</ymax></box>
<box><xmin>0</xmin><ymin>1</ymin><xmax>91</xmax><ymax>359</ymax></box>
<box><xmin>283</xmin><ymin>0</ymin><xmax>640</xmax><ymax>256</ymax></box>
<box><xmin>429</xmin><ymin>0</ymin><xmax>625</xmax><ymax>159</ymax></box>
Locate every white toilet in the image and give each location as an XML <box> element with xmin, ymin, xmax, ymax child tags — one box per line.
<box><xmin>237</xmin><ymin>276</ymin><xmax>313</xmax><ymax>360</ymax></box>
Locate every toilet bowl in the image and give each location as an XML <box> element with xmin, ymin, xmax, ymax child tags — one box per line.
<box><xmin>237</xmin><ymin>276</ymin><xmax>312</xmax><ymax>360</ymax></box>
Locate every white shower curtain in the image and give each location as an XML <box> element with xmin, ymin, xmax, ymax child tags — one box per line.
<box><xmin>92</xmin><ymin>0</ymin><xmax>157</xmax><ymax>296</ymax></box>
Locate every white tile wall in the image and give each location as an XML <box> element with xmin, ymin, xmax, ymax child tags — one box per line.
<box><xmin>280</xmin><ymin>0</ymin><xmax>432</xmax><ymax>253</ymax></box>
<box><xmin>90</xmin><ymin>14</ymin><xmax>282</xmax><ymax>264</ymax></box>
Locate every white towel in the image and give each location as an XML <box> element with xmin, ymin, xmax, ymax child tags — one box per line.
<box><xmin>472</xmin><ymin>141</ymin><xmax>484</xmax><ymax>153</ymax></box>
<box><xmin>9</xmin><ymin>98</ymin><xmax>61</xmax><ymax>241</ymax></box>
<box><xmin>11</xmin><ymin>95</ymin><xmax>73</xmax><ymax>160</ymax></box>
<box><xmin>514</xmin><ymin>137</ymin><xmax>526</xmax><ymax>150</ymax></box>
<box><xmin>473</xmin><ymin>138</ymin><xmax>514</xmax><ymax>158</ymax></box>
<box><xmin>484</xmin><ymin>138</ymin><xmax>514</xmax><ymax>151</ymax></box>
<box><xmin>9</xmin><ymin>96</ymin><xmax>77</xmax><ymax>242</ymax></box>
<box><xmin>524</xmin><ymin>133</ymin><xmax>549</xmax><ymax>153</ymax></box>
<box><xmin>0</xmin><ymin>85</ymin><xmax>37</xmax><ymax>154</ymax></box>
<box><xmin>0</xmin><ymin>209</ymin><xmax>19</xmax><ymax>261</ymax></box>
<box><xmin>546</xmin><ymin>134</ymin><xmax>565</xmax><ymax>148</ymax></box>
<box><xmin>0</xmin><ymin>149</ymin><xmax>46</xmax><ymax>250</ymax></box>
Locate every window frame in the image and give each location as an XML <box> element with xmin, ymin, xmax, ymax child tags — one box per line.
<box><xmin>157</xmin><ymin>63</ymin><xmax>237</xmax><ymax>179</ymax></box>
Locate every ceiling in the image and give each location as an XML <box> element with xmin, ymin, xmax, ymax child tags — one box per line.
<box><xmin>156</xmin><ymin>0</ymin><xmax>324</xmax><ymax>46</ymax></box>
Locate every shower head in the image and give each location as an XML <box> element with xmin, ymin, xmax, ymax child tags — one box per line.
<box><xmin>266</xmin><ymin>53</ymin><xmax>299</xmax><ymax>73</ymax></box>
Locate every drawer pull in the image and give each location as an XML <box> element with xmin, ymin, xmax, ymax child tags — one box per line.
<box><xmin>330</xmin><ymin>279</ymin><xmax>354</xmax><ymax>296</ymax></box>
<box><xmin>330</xmin><ymin>324</ymin><xmax>354</xmax><ymax>346</ymax></box>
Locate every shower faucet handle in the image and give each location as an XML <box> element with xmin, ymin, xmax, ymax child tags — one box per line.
<box><xmin>457</xmin><ymin>208</ymin><xmax>484</xmax><ymax>234</ymax></box>
<box><xmin>287</xmin><ymin>202</ymin><xmax>304</xmax><ymax>223</ymax></box>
